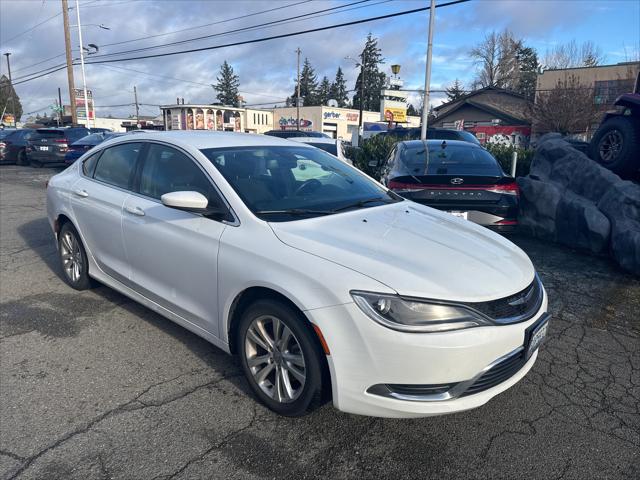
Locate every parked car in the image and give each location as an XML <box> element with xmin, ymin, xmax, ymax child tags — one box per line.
<box><xmin>65</xmin><ymin>132</ymin><xmax>125</xmax><ymax>165</ymax></box>
<box><xmin>264</xmin><ymin>129</ymin><xmax>330</xmax><ymax>139</ymax></box>
<box><xmin>589</xmin><ymin>71</ymin><xmax>640</xmax><ymax>177</ymax></box>
<box><xmin>27</xmin><ymin>127</ymin><xmax>91</xmax><ymax>167</ymax></box>
<box><xmin>46</xmin><ymin>131</ymin><xmax>548</xmax><ymax>418</ymax></box>
<box><xmin>377</xmin><ymin>127</ymin><xmax>482</xmax><ymax>146</ymax></box>
<box><xmin>0</xmin><ymin>129</ymin><xmax>16</xmax><ymax>164</ymax></box>
<box><xmin>0</xmin><ymin>129</ymin><xmax>34</xmax><ymax>165</ymax></box>
<box><xmin>287</xmin><ymin>136</ymin><xmax>352</xmax><ymax>164</ymax></box>
<box><xmin>378</xmin><ymin>139</ymin><xmax>519</xmax><ymax>230</ymax></box>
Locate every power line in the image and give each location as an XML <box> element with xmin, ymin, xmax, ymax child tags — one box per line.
<box><xmin>12</xmin><ymin>0</ymin><xmax>472</xmax><ymax>86</ymax></box>
<box><xmin>99</xmin><ymin>0</ymin><xmax>314</xmax><ymax>48</ymax></box>
<box><xmin>88</xmin><ymin>0</ymin><xmax>374</xmax><ymax>60</ymax></box>
<box><xmin>86</xmin><ymin>0</ymin><xmax>472</xmax><ymax>65</ymax></box>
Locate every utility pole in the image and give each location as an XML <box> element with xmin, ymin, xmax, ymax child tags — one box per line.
<box><xmin>61</xmin><ymin>0</ymin><xmax>77</xmax><ymax>124</ymax></box>
<box><xmin>358</xmin><ymin>50</ymin><xmax>366</xmax><ymax>144</ymax></box>
<box><xmin>295</xmin><ymin>47</ymin><xmax>301</xmax><ymax>131</ymax></box>
<box><xmin>58</xmin><ymin>87</ymin><xmax>63</xmax><ymax>125</ymax></box>
<box><xmin>420</xmin><ymin>0</ymin><xmax>436</xmax><ymax>140</ymax></box>
<box><xmin>75</xmin><ymin>0</ymin><xmax>90</xmax><ymax>128</ymax></box>
<box><xmin>133</xmin><ymin>85</ymin><xmax>140</xmax><ymax>127</ymax></box>
<box><xmin>3</xmin><ymin>53</ymin><xmax>16</xmax><ymax>127</ymax></box>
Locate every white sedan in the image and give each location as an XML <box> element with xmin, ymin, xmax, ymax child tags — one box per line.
<box><xmin>46</xmin><ymin>131</ymin><xmax>548</xmax><ymax>418</ymax></box>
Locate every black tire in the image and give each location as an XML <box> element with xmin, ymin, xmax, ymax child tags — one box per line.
<box><xmin>236</xmin><ymin>299</ymin><xmax>326</xmax><ymax>416</ymax></box>
<box><xmin>589</xmin><ymin>116</ymin><xmax>640</xmax><ymax>177</ymax></box>
<box><xmin>16</xmin><ymin>149</ymin><xmax>28</xmax><ymax>166</ymax></box>
<box><xmin>58</xmin><ymin>223</ymin><xmax>93</xmax><ymax>290</ymax></box>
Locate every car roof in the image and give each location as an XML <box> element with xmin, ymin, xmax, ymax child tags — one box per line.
<box><xmin>103</xmin><ymin>130</ymin><xmax>307</xmax><ymax>150</ymax></box>
<box><xmin>287</xmin><ymin>137</ymin><xmax>336</xmax><ymax>144</ymax></box>
<box><xmin>399</xmin><ymin>139</ymin><xmax>482</xmax><ymax>149</ymax></box>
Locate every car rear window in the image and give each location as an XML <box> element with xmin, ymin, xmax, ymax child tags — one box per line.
<box><xmin>307</xmin><ymin>142</ymin><xmax>337</xmax><ymax>156</ymax></box>
<box><xmin>398</xmin><ymin>144</ymin><xmax>503</xmax><ymax>176</ymax></box>
<box><xmin>33</xmin><ymin>130</ymin><xmax>65</xmax><ymax>139</ymax></box>
<box><xmin>73</xmin><ymin>133</ymin><xmax>104</xmax><ymax>145</ymax></box>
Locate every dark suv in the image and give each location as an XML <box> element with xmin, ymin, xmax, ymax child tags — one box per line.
<box><xmin>27</xmin><ymin>127</ymin><xmax>90</xmax><ymax>167</ymax></box>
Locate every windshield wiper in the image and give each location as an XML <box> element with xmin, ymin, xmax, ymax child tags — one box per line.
<box><xmin>331</xmin><ymin>197</ymin><xmax>397</xmax><ymax>213</ymax></box>
<box><xmin>255</xmin><ymin>208</ymin><xmax>334</xmax><ymax>216</ymax></box>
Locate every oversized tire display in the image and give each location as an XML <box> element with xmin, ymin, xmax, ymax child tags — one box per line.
<box><xmin>589</xmin><ymin>116</ymin><xmax>640</xmax><ymax>177</ymax></box>
<box><xmin>16</xmin><ymin>149</ymin><xmax>28</xmax><ymax>166</ymax></box>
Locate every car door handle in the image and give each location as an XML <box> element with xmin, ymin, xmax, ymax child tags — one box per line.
<box><xmin>125</xmin><ymin>206</ymin><xmax>145</xmax><ymax>217</ymax></box>
<box><xmin>73</xmin><ymin>189</ymin><xmax>89</xmax><ymax>198</ymax></box>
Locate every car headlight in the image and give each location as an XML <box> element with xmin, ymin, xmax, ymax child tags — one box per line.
<box><xmin>351</xmin><ymin>291</ymin><xmax>493</xmax><ymax>333</ymax></box>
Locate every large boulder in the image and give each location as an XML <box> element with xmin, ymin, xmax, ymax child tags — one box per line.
<box><xmin>555</xmin><ymin>192</ymin><xmax>610</xmax><ymax>253</ymax></box>
<box><xmin>517</xmin><ymin>176</ymin><xmax>562</xmax><ymax>240</ymax></box>
<box><xmin>519</xmin><ymin>135</ymin><xmax>640</xmax><ymax>275</ymax></box>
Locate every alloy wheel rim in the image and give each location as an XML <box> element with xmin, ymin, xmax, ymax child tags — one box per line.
<box><xmin>60</xmin><ymin>231</ymin><xmax>83</xmax><ymax>283</ymax></box>
<box><xmin>244</xmin><ymin>315</ymin><xmax>306</xmax><ymax>403</ymax></box>
<box><xmin>599</xmin><ymin>130</ymin><xmax>623</xmax><ymax>163</ymax></box>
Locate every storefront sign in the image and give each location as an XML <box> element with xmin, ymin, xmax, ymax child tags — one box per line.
<box><xmin>73</xmin><ymin>88</ymin><xmax>95</xmax><ymax>120</ymax></box>
<box><xmin>383</xmin><ymin>107</ymin><xmax>407</xmax><ymax>123</ymax></box>
<box><xmin>171</xmin><ymin>112</ymin><xmax>181</xmax><ymax>129</ymax></box>
<box><xmin>346</xmin><ymin>112</ymin><xmax>359</xmax><ymax>122</ymax></box>
<box><xmin>279</xmin><ymin>116</ymin><xmax>313</xmax><ymax>129</ymax></box>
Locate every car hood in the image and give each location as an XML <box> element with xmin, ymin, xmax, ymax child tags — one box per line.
<box><xmin>269</xmin><ymin>202</ymin><xmax>534</xmax><ymax>302</ymax></box>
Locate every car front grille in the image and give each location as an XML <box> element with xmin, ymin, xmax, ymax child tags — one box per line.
<box><xmin>464</xmin><ymin>275</ymin><xmax>543</xmax><ymax>324</ymax></box>
<box><xmin>460</xmin><ymin>348</ymin><xmax>526</xmax><ymax>397</ymax></box>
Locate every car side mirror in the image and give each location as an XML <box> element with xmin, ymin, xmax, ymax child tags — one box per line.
<box><xmin>161</xmin><ymin>191</ymin><xmax>228</xmax><ymax>219</ymax></box>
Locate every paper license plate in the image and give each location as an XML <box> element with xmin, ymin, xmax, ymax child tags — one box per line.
<box><xmin>448</xmin><ymin>211</ymin><xmax>468</xmax><ymax>220</ymax></box>
<box><xmin>38</xmin><ymin>146</ymin><xmax>49</xmax><ymax>151</ymax></box>
<box><xmin>526</xmin><ymin>318</ymin><xmax>549</xmax><ymax>359</ymax></box>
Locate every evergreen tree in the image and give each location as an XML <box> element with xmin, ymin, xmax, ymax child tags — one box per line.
<box><xmin>352</xmin><ymin>34</ymin><xmax>386</xmax><ymax>112</ymax></box>
<box><xmin>516</xmin><ymin>46</ymin><xmax>539</xmax><ymax>100</ymax></box>
<box><xmin>329</xmin><ymin>67</ymin><xmax>349</xmax><ymax>107</ymax></box>
<box><xmin>445</xmin><ymin>79</ymin><xmax>465</xmax><ymax>102</ymax></box>
<box><xmin>317</xmin><ymin>76</ymin><xmax>331</xmax><ymax>106</ymax></box>
<box><xmin>292</xmin><ymin>58</ymin><xmax>319</xmax><ymax>106</ymax></box>
<box><xmin>213</xmin><ymin>61</ymin><xmax>240</xmax><ymax>106</ymax></box>
<box><xmin>0</xmin><ymin>74</ymin><xmax>23</xmax><ymax>122</ymax></box>
<box><xmin>406</xmin><ymin>103</ymin><xmax>418</xmax><ymax>116</ymax></box>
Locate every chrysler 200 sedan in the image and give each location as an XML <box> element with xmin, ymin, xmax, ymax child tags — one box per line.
<box><xmin>46</xmin><ymin>131</ymin><xmax>549</xmax><ymax>418</ymax></box>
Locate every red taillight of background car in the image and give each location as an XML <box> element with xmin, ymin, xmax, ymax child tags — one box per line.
<box><xmin>54</xmin><ymin>139</ymin><xmax>69</xmax><ymax>152</ymax></box>
<box><xmin>0</xmin><ymin>142</ymin><xmax>6</xmax><ymax>149</ymax></box>
<box><xmin>485</xmin><ymin>182</ymin><xmax>520</xmax><ymax>196</ymax></box>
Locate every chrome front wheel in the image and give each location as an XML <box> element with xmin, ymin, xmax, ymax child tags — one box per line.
<box><xmin>245</xmin><ymin>315</ymin><xmax>306</xmax><ymax>403</ymax></box>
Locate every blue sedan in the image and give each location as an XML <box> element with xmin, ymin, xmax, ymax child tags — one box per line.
<box><xmin>64</xmin><ymin>132</ymin><xmax>124</xmax><ymax>165</ymax></box>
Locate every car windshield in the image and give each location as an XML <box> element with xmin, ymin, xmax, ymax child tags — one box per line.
<box><xmin>33</xmin><ymin>130</ymin><xmax>64</xmax><ymax>139</ymax></box>
<box><xmin>396</xmin><ymin>143</ymin><xmax>503</xmax><ymax>176</ymax></box>
<box><xmin>200</xmin><ymin>145</ymin><xmax>399</xmax><ymax>221</ymax></box>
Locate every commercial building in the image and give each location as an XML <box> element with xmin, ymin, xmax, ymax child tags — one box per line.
<box><xmin>536</xmin><ymin>61</ymin><xmax>640</xmax><ymax>110</ymax></box>
<box><xmin>160</xmin><ymin>104</ymin><xmax>273</xmax><ymax>134</ymax></box>
<box><xmin>432</xmin><ymin>87</ymin><xmax>532</xmax><ymax>147</ymax></box>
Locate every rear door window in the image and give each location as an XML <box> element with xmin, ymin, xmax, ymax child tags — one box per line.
<box><xmin>138</xmin><ymin>143</ymin><xmax>217</xmax><ymax>202</ymax></box>
<box><xmin>93</xmin><ymin>143</ymin><xmax>142</xmax><ymax>190</ymax></box>
<box><xmin>82</xmin><ymin>151</ymin><xmax>101</xmax><ymax>177</ymax></box>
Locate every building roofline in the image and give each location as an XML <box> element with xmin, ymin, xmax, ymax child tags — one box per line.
<box><xmin>434</xmin><ymin>85</ymin><xmax>526</xmax><ymax>111</ymax></box>
<box><xmin>541</xmin><ymin>61</ymin><xmax>640</xmax><ymax>73</ymax></box>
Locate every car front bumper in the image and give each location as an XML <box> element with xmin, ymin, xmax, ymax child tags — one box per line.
<box><xmin>307</xmin><ymin>292</ymin><xmax>548</xmax><ymax>418</ymax></box>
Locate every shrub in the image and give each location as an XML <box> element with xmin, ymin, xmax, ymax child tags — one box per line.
<box><xmin>346</xmin><ymin>134</ymin><xmax>398</xmax><ymax>177</ymax></box>
<box><xmin>484</xmin><ymin>143</ymin><xmax>534</xmax><ymax>177</ymax></box>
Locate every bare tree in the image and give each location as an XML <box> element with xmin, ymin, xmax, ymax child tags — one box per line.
<box><xmin>543</xmin><ymin>40</ymin><xmax>604</xmax><ymax>69</ymax></box>
<box><xmin>469</xmin><ymin>30</ymin><xmax>523</xmax><ymax>90</ymax></box>
<box><xmin>530</xmin><ymin>74</ymin><xmax>600</xmax><ymax>134</ymax></box>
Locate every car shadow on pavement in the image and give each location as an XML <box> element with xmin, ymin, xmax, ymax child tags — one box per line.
<box><xmin>17</xmin><ymin>216</ymin><xmax>254</xmax><ymax>398</ymax></box>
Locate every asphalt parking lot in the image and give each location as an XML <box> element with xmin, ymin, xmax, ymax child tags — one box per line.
<box><xmin>1</xmin><ymin>165</ymin><xmax>638</xmax><ymax>480</ymax></box>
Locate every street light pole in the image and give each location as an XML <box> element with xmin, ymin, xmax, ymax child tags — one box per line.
<box><xmin>420</xmin><ymin>0</ymin><xmax>436</xmax><ymax>140</ymax></box>
<box><xmin>61</xmin><ymin>0</ymin><xmax>77</xmax><ymax>125</ymax></box>
<box><xmin>295</xmin><ymin>47</ymin><xmax>301</xmax><ymax>131</ymax></box>
<box><xmin>3</xmin><ymin>53</ymin><xmax>16</xmax><ymax>127</ymax></box>
<box><xmin>75</xmin><ymin>0</ymin><xmax>91</xmax><ymax>128</ymax></box>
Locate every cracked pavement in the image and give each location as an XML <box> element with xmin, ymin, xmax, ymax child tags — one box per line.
<box><xmin>1</xmin><ymin>165</ymin><xmax>638</xmax><ymax>479</ymax></box>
